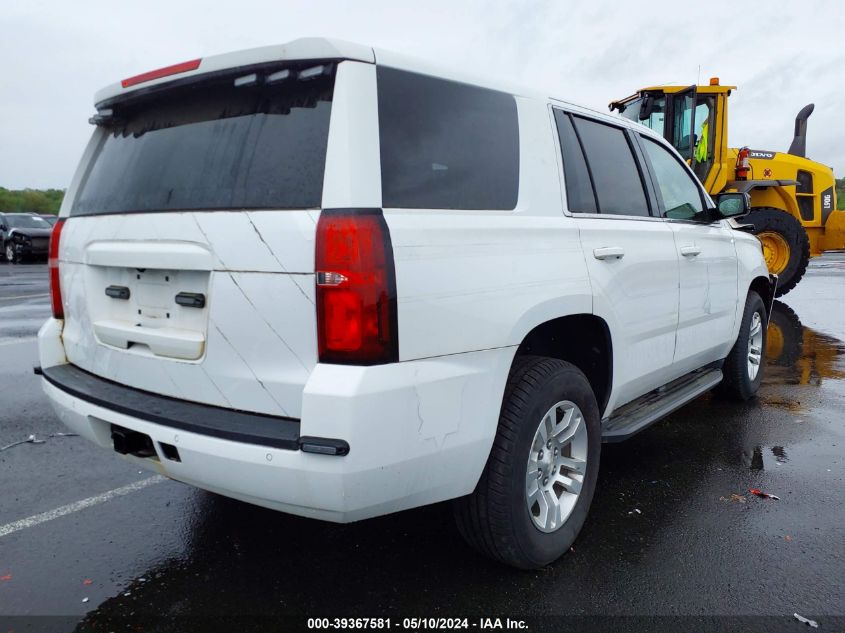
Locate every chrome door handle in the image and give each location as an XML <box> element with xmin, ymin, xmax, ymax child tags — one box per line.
<box><xmin>593</xmin><ymin>246</ymin><xmax>625</xmax><ymax>260</ymax></box>
<box><xmin>680</xmin><ymin>245</ymin><xmax>702</xmax><ymax>257</ymax></box>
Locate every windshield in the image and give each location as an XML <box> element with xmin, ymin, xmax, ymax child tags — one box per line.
<box><xmin>72</xmin><ymin>64</ymin><xmax>335</xmax><ymax>216</ymax></box>
<box><xmin>6</xmin><ymin>215</ymin><xmax>51</xmax><ymax>229</ymax></box>
<box><xmin>618</xmin><ymin>94</ymin><xmax>666</xmax><ymax>137</ymax></box>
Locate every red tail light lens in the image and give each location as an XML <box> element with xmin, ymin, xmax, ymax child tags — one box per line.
<box><xmin>49</xmin><ymin>219</ymin><xmax>66</xmax><ymax>319</ymax></box>
<box><xmin>316</xmin><ymin>209</ymin><xmax>398</xmax><ymax>365</ymax></box>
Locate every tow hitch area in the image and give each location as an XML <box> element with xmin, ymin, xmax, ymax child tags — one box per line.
<box><xmin>111</xmin><ymin>424</ymin><xmax>157</xmax><ymax>458</ymax></box>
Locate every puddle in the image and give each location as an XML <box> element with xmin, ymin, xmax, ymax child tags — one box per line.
<box><xmin>763</xmin><ymin>301</ymin><xmax>845</xmax><ymax>386</ymax></box>
<box><xmin>743</xmin><ymin>445</ymin><xmax>789</xmax><ymax>470</ymax></box>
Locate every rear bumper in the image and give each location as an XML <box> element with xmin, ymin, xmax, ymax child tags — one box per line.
<box><xmin>39</xmin><ymin>319</ymin><xmax>514</xmax><ymax>522</ymax></box>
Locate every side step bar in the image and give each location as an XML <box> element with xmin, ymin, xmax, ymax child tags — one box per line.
<box><xmin>601</xmin><ymin>367</ymin><xmax>723</xmax><ymax>443</ymax></box>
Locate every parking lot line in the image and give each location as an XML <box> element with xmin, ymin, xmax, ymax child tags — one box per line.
<box><xmin>0</xmin><ymin>293</ymin><xmax>50</xmax><ymax>301</ymax></box>
<box><xmin>0</xmin><ymin>338</ymin><xmax>37</xmax><ymax>347</ymax></box>
<box><xmin>0</xmin><ymin>476</ymin><xmax>166</xmax><ymax>538</ymax></box>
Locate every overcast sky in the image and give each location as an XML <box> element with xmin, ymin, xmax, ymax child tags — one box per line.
<box><xmin>2</xmin><ymin>0</ymin><xmax>843</xmax><ymax>189</ymax></box>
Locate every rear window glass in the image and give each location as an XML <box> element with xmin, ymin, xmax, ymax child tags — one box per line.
<box><xmin>553</xmin><ymin>110</ymin><xmax>597</xmax><ymax>214</ymax></box>
<box><xmin>71</xmin><ymin>65</ymin><xmax>335</xmax><ymax>216</ymax></box>
<box><xmin>5</xmin><ymin>215</ymin><xmax>52</xmax><ymax>229</ymax></box>
<box><xmin>572</xmin><ymin>116</ymin><xmax>650</xmax><ymax>217</ymax></box>
<box><xmin>377</xmin><ymin>67</ymin><xmax>519</xmax><ymax>210</ymax></box>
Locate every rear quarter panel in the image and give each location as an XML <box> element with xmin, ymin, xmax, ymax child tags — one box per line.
<box><xmin>385</xmin><ymin>97</ymin><xmax>591</xmax><ymax>361</ymax></box>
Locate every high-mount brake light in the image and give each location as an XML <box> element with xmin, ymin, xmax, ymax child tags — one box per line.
<box><xmin>49</xmin><ymin>219</ymin><xmax>66</xmax><ymax>319</ymax></box>
<box><xmin>121</xmin><ymin>58</ymin><xmax>202</xmax><ymax>88</ymax></box>
<box><xmin>315</xmin><ymin>209</ymin><xmax>398</xmax><ymax>365</ymax></box>
<box><xmin>736</xmin><ymin>146</ymin><xmax>751</xmax><ymax>180</ymax></box>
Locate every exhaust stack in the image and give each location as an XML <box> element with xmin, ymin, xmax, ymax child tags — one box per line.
<box><xmin>787</xmin><ymin>103</ymin><xmax>814</xmax><ymax>158</ymax></box>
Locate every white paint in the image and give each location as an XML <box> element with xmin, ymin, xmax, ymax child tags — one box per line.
<box><xmin>0</xmin><ymin>476</ymin><xmax>165</xmax><ymax>539</ymax></box>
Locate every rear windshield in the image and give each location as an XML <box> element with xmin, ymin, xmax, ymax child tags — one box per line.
<box><xmin>71</xmin><ymin>64</ymin><xmax>335</xmax><ymax>216</ymax></box>
<box><xmin>6</xmin><ymin>215</ymin><xmax>52</xmax><ymax>229</ymax></box>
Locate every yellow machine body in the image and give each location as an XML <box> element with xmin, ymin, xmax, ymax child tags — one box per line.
<box><xmin>610</xmin><ymin>82</ymin><xmax>841</xmax><ymax>291</ymax></box>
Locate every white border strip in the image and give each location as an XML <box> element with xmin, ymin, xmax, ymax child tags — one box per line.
<box><xmin>0</xmin><ymin>476</ymin><xmax>166</xmax><ymax>538</ymax></box>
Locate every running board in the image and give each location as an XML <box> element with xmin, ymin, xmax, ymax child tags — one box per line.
<box><xmin>601</xmin><ymin>367</ymin><xmax>723</xmax><ymax>443</ymax></box>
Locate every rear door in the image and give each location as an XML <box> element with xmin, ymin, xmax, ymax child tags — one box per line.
<box><xmin>57</xmin><ymin>59</ymin><xmax>371</xmax><ymax>418</ymax></box>
<box><xmin>553</xmin><ymin>110</ymin><xmax>680</xmax><ymax>409</ymax></box>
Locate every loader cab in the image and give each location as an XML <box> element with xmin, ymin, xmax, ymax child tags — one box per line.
<box><xmin>610</xmin><ymin>82</ymin><xmax>733</xmax><ymax>191</ymax></box>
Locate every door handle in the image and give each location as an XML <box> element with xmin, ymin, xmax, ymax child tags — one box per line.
<box><xmin>593</xmin><ymin>246</ymin><xmax>625</xmax><ymax>260</ymax></box>
<box><xmin>680</xmin><ymin>245</ymin><xmax>702</xmax><ymax>257</ymax></box>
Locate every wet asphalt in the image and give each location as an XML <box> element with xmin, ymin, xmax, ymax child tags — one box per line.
<box><xmin>0</xmin><ymin>257</ymin><xmax>843</xmax><ymax>632</ymax></box>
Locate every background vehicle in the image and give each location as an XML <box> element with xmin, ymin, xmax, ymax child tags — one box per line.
<box><xmin>38</xmin><ymin>39</ymin><xmax>772</xmax><ymax>569</ymax></box>
<box><xmin>0</xmin><ymin>212</ymin><xmax>53</xmax><ymax>263</ymax></box>
<box><xmin>39</xmin><ymin>214</ymin><xmax>58</xmax><ymax>226</ymax></box>
<box><xmin>610</xmin><ymin>80</ymin><xmax>842</xmax><ymax>295</ymax></box>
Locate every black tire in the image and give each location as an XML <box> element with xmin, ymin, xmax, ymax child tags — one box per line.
<box><xmin>746</xmin><ymin>207</ymin><xmax>810</xmax><ymax>297</ymax></box>
<box><xmin>766</xmin><ymin>301</ymin><xmax>803</xmax><ymax>367</ymax></box>
<box><xmin>453</xmin><ymin>356</ymin><xmax>601</xmax><ymax>569</ymax></box>
<box><xmin>717</xmin><ymin>291</ymin><xmax>767</xmax><ymax>401</ymax></box>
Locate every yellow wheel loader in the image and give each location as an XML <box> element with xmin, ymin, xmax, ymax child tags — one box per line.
<box><xmin>610</xmin><ymin>80</ymin><xmax>842</xmax><ymax>295</ymax></box>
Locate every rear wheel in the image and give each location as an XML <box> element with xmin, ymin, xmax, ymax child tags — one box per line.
<box><xmin>746</xmin><ymin>207</ymin><xmax>810</xmax><ymax>297</ymax></box>
<box><xmin>717</xmin><ymin>291</ymin><xmax>767</xmax><ymax>401</ymax></box>
<box><xmin>453</xmin><ymin>356</ymin><xmax>601</xmax><ymax>569</ymax></box>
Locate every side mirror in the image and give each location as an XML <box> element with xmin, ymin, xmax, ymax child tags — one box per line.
<box><xmin>714</xmin><ymin>192</ymin><xmax>750</xmax><ymax>218</ymax></box>
<box><xmin>638</xmin><ymin>95</ymin><xmax>655</xmax><ymax>121</ymax></box>
<box><xmin>0</xmin><ymin>224</ymin><xmax>7</xmax><ymax>232</ymax></box>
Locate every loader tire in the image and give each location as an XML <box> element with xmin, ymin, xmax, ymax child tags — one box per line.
<box><xmin>746</xmin><ymin>207</ymin><xmax>810</xmax><ymax>297</ymax></box>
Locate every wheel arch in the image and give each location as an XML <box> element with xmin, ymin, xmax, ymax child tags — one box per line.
<box><xmin>746</xmin><ymin>187</ymin><xmax>801</xmax><ymax>221</ymax></box>
<box><xmin>512</xmin><ymin>314</ymin><xmax>612</xmax><ymax>417</ymax></box>
<box><xmin>749</xmin><ymin>275</ymin><xmax>776</xmax><ymax>320</ymax></box>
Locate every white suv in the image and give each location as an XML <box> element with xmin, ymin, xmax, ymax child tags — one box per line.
<box><xmin>39</xmin><ymin>38</ymin><xmax>774</xmax><ymax>569</ymax></box>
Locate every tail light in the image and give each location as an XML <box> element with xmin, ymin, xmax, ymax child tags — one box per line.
<box><xmin>736</xmin><ymin>146</ymin><xmax>751</xmax><ymax>180</ymax></box>
<box><xmin>315</xmin><ymin>209</ymin><xmax>398</xmax><ymax>365</ymax></box>
<box><xmin>121</xmin><ymin>58</ymin><xmax>202</xmax><ymax>88</ymax></box>
<box><xmin>49</xmin><ymin>219</ymin><xmax>66</xmax><ymax>319</ymax></box>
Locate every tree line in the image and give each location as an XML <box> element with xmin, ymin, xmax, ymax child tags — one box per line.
<box><xmin>0</xmin><ymin>188</ymin><xmax>65</xmax><ymax>214</ymax></box>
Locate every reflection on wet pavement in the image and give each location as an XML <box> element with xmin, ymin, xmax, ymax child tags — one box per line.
<box><xmin>764</xmin><ymin>301</ymin><xmax>845</xmax><ymax>387</ymax></box>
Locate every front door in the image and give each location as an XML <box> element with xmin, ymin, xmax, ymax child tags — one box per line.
<box><xmin>637</xmin><ymin>133</ymin><xmax>739</xmax><ymax>373</ymax></box>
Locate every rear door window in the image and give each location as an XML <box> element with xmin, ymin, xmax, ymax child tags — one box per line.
<box><xmin>553</xmin><ymin>110</ymin><xmax>598</xmax><ymax>214</ymax></box>
<box><xmin>572</xmin><ymin>116</ymin><xmax>651</xmax><ymax>217</ymax></box>
<box><xmin>377</xmin><ymin>67</ymin><xmax>519</xmax><ymax>210</ymax></box>
<box><xmin>71</xmin><ymin>65</ymin><xmax>335</xmax><ymax>216</ymax></box>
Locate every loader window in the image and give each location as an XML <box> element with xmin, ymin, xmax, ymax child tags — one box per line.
<box><xmin>619</xmin><ymin>94</ymin><xmax>666</xmax><ymax>137</ymax></box>
<box><xmin>671</xmin><ymin>92</ymin><xmax>696</xmax><ymax>160</ymax></box>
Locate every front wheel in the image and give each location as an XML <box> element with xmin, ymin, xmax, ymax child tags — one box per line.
<box><xmin>5</xmin><ymin>243</ymin><xmax>16</xmax><ymax>264</ymax></box>
<box><xmin>453</xmin><ymin>356</ymin><xmax>601</xmax><ymax>569</ymax></box>
<box><xmin>717</xmin><ymin>291</ymin><xmax>767</xmax><ymax>401</ymax></box>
